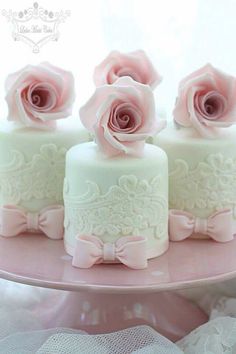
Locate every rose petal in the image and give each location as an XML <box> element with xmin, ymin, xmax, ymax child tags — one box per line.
<box><xmin>187</xmin><ymin>86</ymin><xmax>219</xmax><ymax>138</ymax></box>
<box><xmin>109</xmin><ymin>102</ymin><xmax>143</xmax><ymax>133</ymax></box>
<box><xmin>114</xmin><ymin>119</ymin><xmax>166</xmax><ymax>141</ymax></box>
<box><xmin>112</xmin><ymin>77</ymin><xmax>158</xmax><ymax>134</ymax></box>
<box><xmin>174</xmin><ymin>72</ymin><xmax>220</xmax><ymax>127</ymax></box>
<box><xmin>93</xmin><ymin>50</ymin><xmax>162</xmax><ymax>89</ymax></box>
<box><xmin>15</xmin><ymin>88</ymin><xmax>55</xmax><ymax>130</ymax></box>
<box><xmin>95</xmin><ymin>124</ymin><xmax>124</xmax><ymax>156</ymax></box>
<box><xmin>5</xmin><ymin>62</ymin><xmax>75</xmax><ymax>129</ymax></box>
<box><xmin>80</xmin><ymin>76</ymin><xmax>165</xmax><ymax>156</ymax></box>
<box><xmin>80</xmin><ymin>81</ymin><xmax>144</xmax><ymax>132</ymax></box>
<box><xmin>98</xmin><ymin>97</ymin><xmax>130</xmax><ymax>152</ymax></box>
<box><xmin>173</xmin><ymin>63</ymin><xmax>236</xmax><ymax>137</ymax></box>
<box><xmin>26</xmin><ymin>82</ymin><xmax>58</xmax><ymax>112</ymax></box>
<box><xmin>195</xmin><ymin>91</ymin><xmax>227</xmax><ymax>120</ymax></box>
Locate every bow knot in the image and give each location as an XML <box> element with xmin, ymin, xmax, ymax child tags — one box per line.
<box><xmin>169</xmin><ymin>208</ymin><xmax>234</xmax><ymax>243</ymax></box>
<box><xmin>27</xmin><ymin>212</ymin><xmax>39</xmax><ymax>231</ymax></box>
<box><xmin>103</xmin><ymin>242</ymin><xmax>116</xmax><ymax>261</ymax></box>
<box><xmin>0</xmin><ymin>205</ymin><xmax>64</xmax><ymax>240</ymax></box>
<box><xmin>194</xmin><ymin>217</ymin><xmax>208</xmax><ymax>235</ymax></box>
<box><xmin>72</xmin><ymin>234</ymin><xmax>148</xmax><ymax>269</ymax></box>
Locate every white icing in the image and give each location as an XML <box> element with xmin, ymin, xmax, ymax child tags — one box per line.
<box><xmin>0</xmin><ymin>144</ymin><xmax>66</xmax><ymax>205</ymax></box>
<box><xmin>154</xmin><ymin>123</ymin><xmax>236</xmax><ymax>218</ymax></box>
<box><xmin>63</xmin><ymin>142</ymin><xmax>169</xmax><ymax>259</ymax></box>
<box><xmin>0</xmin><ymin>117</ymin><xmax>91</xmax><ymax>212</ymax></box>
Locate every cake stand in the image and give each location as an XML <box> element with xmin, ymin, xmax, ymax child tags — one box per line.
<box><xmin>0</xmin><ymin>234</ymin><xmax>236</xmax><ymax>341</ymax></box>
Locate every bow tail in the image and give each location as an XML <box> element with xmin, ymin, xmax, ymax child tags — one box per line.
<box><xmin>0</xmin><ymin>206</ymin><xmax>27</xmax><ymax>237</ymax></box>
<box><xmin>208</xmin><ymin>209</ymin><xmax>234</xmax><ymax>243</ymax></box>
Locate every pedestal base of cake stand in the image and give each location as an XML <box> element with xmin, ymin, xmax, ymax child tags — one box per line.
<box><xmin>35</xmin><ymin>289</ymin><xmax>207</xmax><ymax>342</ymax></box>
<box><xmin>0</xmin><ymin>234</ymin><xmax>236</xmax><ymax>340</ymax></box>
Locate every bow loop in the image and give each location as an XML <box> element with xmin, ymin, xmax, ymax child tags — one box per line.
<box><xmin>0</xmin><ymin>204</ymin><xmax>64</xmax><ymax>240</ymax></box>
<box><xmin>169</xmin><ymin>210</ymin><xmax>195</xmax><ymax>241</ymax></box>
<box><xmin>115</xmin><ymin>236</ymin><xmax>148</xmax><ymax>269</ymax></box>
<box><xmin>72</xmin><ymin>235</ymin><xmax>104</xmax><ymax>268</ymax></box>
<box><xmin>72</xmin><ymin>234</ymin><xmax>148</xmax><ymax>269</ymax></box>
<box><xmin>169</xmin><ymin>208</ymin><xmax>234</xmax><ymax>243</ymax></box>
<box><xmin>38</xmin><ymin>205</ymin><xmax>64</xmax><ymax>240</ymax></box>
<box><xmin>0</xmin><ymin>205</ymin><xmax>26</xmax><ymax>237</ymax></box>
<box><xmin>207</xmin><ymin>209</ymin><xmax>233</xmax><ymax>242</ymax></box>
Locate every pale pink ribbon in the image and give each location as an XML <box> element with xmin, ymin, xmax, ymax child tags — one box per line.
<box><xmin>0</xmin><ymin>204</ymin><xmax>64</xmax><ymax>239</ymax></box>
<box><xmin>72</xmin><ymin>234</ymin><xmax>148</xmax><ymax>269</ymax></box>
<box><xmin>169</xmin><ymin>208</ymin><xmax>234</xmax><ymax>242</ymax></box>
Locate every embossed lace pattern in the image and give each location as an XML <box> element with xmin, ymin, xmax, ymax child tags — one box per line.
<box><xmin>169</xmin><ymin>153</ymin><xmax>236</xmax><ymax>212</ymax></box>
<box><xmin>64</xmin><ymin>175</ymin><xmax>167</xmax><ymax>239</ymax></box>
<box><xmin>0</xmin><ymin>144</ymin><xmax>67</xmax><ymax>204</ymax></box>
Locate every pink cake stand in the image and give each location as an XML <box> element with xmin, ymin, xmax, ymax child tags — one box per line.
<box><xmin>0</xmin><ymin>234</ymin><xmax>235</xmax><ymax>341</ymax></box>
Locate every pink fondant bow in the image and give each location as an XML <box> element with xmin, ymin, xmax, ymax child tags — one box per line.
<box><xmin>0</xmin><ymin>205</ymin><xmax>64</xmax><ymax>240</ymax></box>
<box><xmin>169</xmin><ymin>208</ymin><xmax>234</xmax><ymax>242</ymax></box>
<box><xmin>72</xmin><ymin>234</ymin><xmax>148</xmax><ymax>269</ymax></box>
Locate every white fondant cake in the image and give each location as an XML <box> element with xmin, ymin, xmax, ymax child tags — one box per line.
<box><xmin>152</xmin><ymin>64</ymin><xmax>236</xmax><ymax>243</ymax></box>
<box><xmin>154</xmin><ymin>123</ymin><xmax>236</xmax><ymax>238</ymax></box>
<box><xmin>64</xmin><ymin>142</ymin><xmax>169</xmax><ymax>260</ymax></box>
<box><xmin>0</xmin><ymin>118</ymin><xmax>90</xmax><ymax>212</ymax></box>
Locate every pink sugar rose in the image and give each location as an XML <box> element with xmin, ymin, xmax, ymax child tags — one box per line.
<box><xmin>93</xmin><ymin>50</ymin><xmax>162</xmax><ymax>89</ymax></box>
<box><xmin>173</xmin><ymin>64</ymin><xmax>236</xmax><ymax>138</ymax></box>
<box><xmin>5</xmin><ymin>62</ymin><xmax>75</xmax><ymax>129</ymax></box>
<box><xmin>80</xmin><ymin>76</ymin><xmax>166</xmax><ymax>157</ymax></box>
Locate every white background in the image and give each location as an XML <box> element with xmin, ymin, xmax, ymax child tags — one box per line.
<box><xmin>0</xmin><ymin>0</ymin><xmax>235</xmax><ymax>117</ymax></box>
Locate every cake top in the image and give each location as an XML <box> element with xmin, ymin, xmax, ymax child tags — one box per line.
<box><xmin>173</xmin><ymin>63</ymin><xmax>236</xmax><ymax>138</ymax></box>
<box><xmin>68</xmin><ymin>141</ymin><xmax>167</xmax><ymax>166</ymax></box>
<box><xmin>5</xmin><ymin>62</ymin><xmax>75</xmax><ymax>130</ymax></box>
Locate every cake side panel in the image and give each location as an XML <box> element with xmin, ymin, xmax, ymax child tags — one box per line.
<box><xmin>0</xmin><ymin>122</ymin><xmax>90</xmax><ymax>212</ymax></box>
<box><xmin>155</xmin><ymin>126</ymin><xmax>236</xmax><ymax>220</ymax></box>
<box><xmin>64</xmin><ymin>143</ymin><xmax>169</xmax><ymax>259</ymax></box>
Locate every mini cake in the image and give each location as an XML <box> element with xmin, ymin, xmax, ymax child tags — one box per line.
<box><xmin>154</xmin><ymin>64</ymin><xmax>236</xmax><ymax>242</ymax></box>
<box><xmin>0</xmin><ymin>63</ymin><xmax>90</xmax><ymax>240</ymax></box>
<box><xmin>64</xmin><ymin>76</ymin><xmax>168</xmax><ymax>269</ymax></box>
